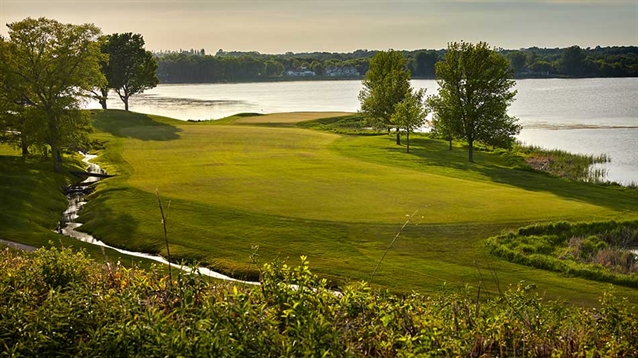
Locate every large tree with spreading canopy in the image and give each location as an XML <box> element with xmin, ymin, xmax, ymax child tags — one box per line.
<box><xmin>427</xmin><ymin>41</ymin><xmax>521</xmax><ymax>162</ymax></box>
<box><xmin>101</xmin><ymin>33</ymin><xmax>159</xmax><ymax>111</ymax></box>
<box><xmin>0</xmin><ymin>17</ymin><xmax>105</xmax><ymax>171</ymax></box>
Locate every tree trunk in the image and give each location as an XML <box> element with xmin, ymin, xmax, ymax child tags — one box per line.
<box><xmin>406</xmin><ymin>130</ymin><xmax>410</xmax><ymax>153</ymax></box>
<box><xmin>468</xmin><ymin>138</ymin><xmax>474</xmax><ymax>162</ymax></box>
<box><xmin>448</xmin><ymin>138</ymin><xmax>452</xmax><ymax>151</ymax></box>
<box><xmin>20</xmin><ymin>133</ymin><xmax>29</xmax><ymax>157</ymax></box>
<box><xmin>396</xmin><ymin>128</ymin><xmax>401</xmax><ymax>145</ymax></box>
<box><xmin>100</xmin><ymin>88</ymin><xmax>108</xmax><ymax>109</ymax></box>
<box><xmin>52</xmin><ymin>147</ymin><xmax>62</xmax><ymax>172</ymax></box>
<box><xmin>124</xmin><ymin>97</ymin><xmax>129</xmax><ymax>111</ymax></box>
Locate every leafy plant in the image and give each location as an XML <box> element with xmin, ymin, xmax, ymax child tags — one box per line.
<box><xmin>1</xmin><ymin>246</ymin><xmax>636</xmax><ymax>356</ymax></box>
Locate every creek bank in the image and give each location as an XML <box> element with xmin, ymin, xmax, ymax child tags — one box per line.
<box><xmin>0</xmin><ymin>239</ymin><xmax>37</xmax><ymax>252</ymax></box>
<box><xmin>58</xmin><ymin>153</ymin><xmax>257</xmax><ymax>285</ymax></box>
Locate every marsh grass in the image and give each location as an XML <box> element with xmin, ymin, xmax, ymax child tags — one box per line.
<box><xmin>517</xmin><ymin>143</ymin><xmax>611</xmax><ymax>183</ymax></box>
<box><xmin>486</xmin><ymin>220</ymin><xmax>638</xmax><ymax>287</ymax></box>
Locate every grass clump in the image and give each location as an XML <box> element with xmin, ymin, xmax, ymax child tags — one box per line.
<box><xmin>296</xmin><ymin>113</ymin><xmax>379</xmax><ymax>135</ymax></box>
<box><xmin>517</xmin><ymin>144</ymin><xmax>611</xmax><ymax>183</ymax></box>
<box><xmin>1</xmin><ymin>246</ymin><xmax>637</xmax><ymax>357</ymax></box>
<box><xmin>486</xmin><ymin>220</ymin><xmax>638</xmax><ymax>287</ymax></box>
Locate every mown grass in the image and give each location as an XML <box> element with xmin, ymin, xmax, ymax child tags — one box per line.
<box><xmin>68</xmin><ymin>109</ymin><xmax>638</xmax><ymax>305</ymax></box>
<box><xmin>0</xmin><ymin>143</ymin><xmax>171</xmax><ymax>269</ymax></box>
<box><xmin>2</xmin><ymin>109</ymin><xmax>637</xmax><ymax>305</ymax></box>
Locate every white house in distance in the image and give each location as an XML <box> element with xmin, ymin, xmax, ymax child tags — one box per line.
<box><xmin>286</xmin><ymin>67</ymin><xmax>316</xmax><ymax>77</ymax></box>
<box><xmin>325</xmin><ymin>66</ymin><xmax>360</xmax><ymax>77</ymax></box>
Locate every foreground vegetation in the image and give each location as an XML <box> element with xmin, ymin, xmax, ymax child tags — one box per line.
<box><xmin>1</xmin><ymin>246</ymin><xmax>636</xmax><ymax>357</ymax></box>
<box><xmin>487</xmin><ymin>220</ymin><xmax>638</xmax><ymax>288</ymax></box>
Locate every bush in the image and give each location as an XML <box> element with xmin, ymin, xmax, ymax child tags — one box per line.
<box><xmin>1</xmin><ymin>247</ymin><xmax>637</xmax><ymax>356</ymax></box>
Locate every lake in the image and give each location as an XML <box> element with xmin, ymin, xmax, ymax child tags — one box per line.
<box><xmin>87</xmin><ymin>78</ymin><xmax>638</xmax><ymax>184</ymax></box>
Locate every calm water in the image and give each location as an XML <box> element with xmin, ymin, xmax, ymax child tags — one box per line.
<box><xmin>88</xmin><ymin>78</ymin><xmax>638</xmax><ymax>184</ymax></box>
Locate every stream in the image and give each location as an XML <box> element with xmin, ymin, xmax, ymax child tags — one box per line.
<box><xmin>58</xmin><ymin>153</ymin><xmax>258</xmax><ymax>285</ymax></box>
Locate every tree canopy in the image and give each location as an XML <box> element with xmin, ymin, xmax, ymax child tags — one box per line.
<box><xmin>358</xmin><ymin>50</ymin><xmax>411</xmax><ymax>144</ymax></box>
<box><xmin>0</xmin><ymin>17</ymin><xmax>104</xmax><ymax>171</ymax></box>
<box><xmin>390</xmin><ymin>88</ymin><xmax>427</xmax><ymax>153</ymax></box>
<box><xmin>428</xmin><ymin>41</ymin><xmax>521</xmax><ymax>162</ymax></box>
<box><xmin>102</xmin><ymin>33</ymin><xmax>159</xmax><ymax>111</ymax></box>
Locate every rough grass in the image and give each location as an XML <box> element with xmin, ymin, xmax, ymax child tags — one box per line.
<box><xmin>486</xmin><ymin>220</ymin><xmax>638</xmax><ymax>287</ymax></box>
<box><xmin>70</xmin><ymin>110</ymin><xmax>638</xmax><ymax>305</ymax></box>
<box><xmin>517</xmin><ymin>144</ymin><xmax>611</xmax><ymax>183</ymax></box>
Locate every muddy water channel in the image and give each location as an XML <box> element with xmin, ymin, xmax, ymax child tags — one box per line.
<box><xmin>59</xmin><ymin>153</ymin><xmax>257</xmax><ymax>285</ymax></box>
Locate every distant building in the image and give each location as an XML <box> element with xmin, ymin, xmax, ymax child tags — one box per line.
<box><xmin>325</xmin><ymin>66</ymin><xmax>360</xmax><ymax>77</ymax></box>
<box><xmin>286</xmin><ymin>67</ymin><xmax>316</xmax><ymax>77</ymax></box>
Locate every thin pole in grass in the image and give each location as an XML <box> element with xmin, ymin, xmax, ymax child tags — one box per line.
<box><xmin>370</xmin><ymin>210</ymin><xmax>418</xmax><ymax>283</ymax></box>
<box><xmin>156</xmin><ymin>189</ymin><xmax>172</xmax><ymax>283</ymax></box>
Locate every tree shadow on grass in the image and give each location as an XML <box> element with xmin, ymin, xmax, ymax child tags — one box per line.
<box><xmin>78</xmin><ymin>201</ymin><xmax>153</xmax><ymax>253</ymax></box>
<box><xmin>91</xmin><ymin>109</ymin><xmax>182</xmax><ymax>141</ymax></box>
<box><xmin>390</xmin><ymin>137</ymin><xmax>638</xmax><ymax>213</ymax></box>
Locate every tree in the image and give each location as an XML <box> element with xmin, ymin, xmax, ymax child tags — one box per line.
<box><xmin>311</xmin><ymin>61</ymin><xmax>324</xmax><ymax>76</ymax></box>
<box><xmin>427</xmin><ymin>94</ymin><xmax>459</xmax><ymax>151</ymax></box>
<box><xmin>2</xmin><ymin>17</ymin><xmax>104</xmax><ymax>171</ymax></box>
<box><xmin>508</xmin><ymin>51</ymin><xmax>527</xmax><ymax>74</ymax></box>
<box><xmin>390</xmin><ymin>88</ymin><xmax>427</xmax><ymax>153</ymax></box>
<box><xmin>91</xmin><ymin>36</ymin><xmax>110</xmax><ymax>109</ymax></box>
<box><xmin>559</xmin><ymin>45</ymin><xmax>586</xmax><ymax>77</ymax></box>
<box><xmin>359</xmin><ymin>50</ymin><xmax>411</xmax><ymax>145</ymax></box>
<box><xmin>413</xmin><ymin>50</ymin><xmax>438</xmax><ymax>77</ymax></box>
<box><xmin>102</xmin><ymin>33</ymin><xmax>159</xmax><ymax>111</ymax></box>
<box><xmin>265</xmin><ymin>60</ymin><xmax>284</xmax><ymax>76</ymax></box>
<box><xmin>428</xmin><ymin>41</ymin><xmax>520</xmax><ymax>162</ymax></box>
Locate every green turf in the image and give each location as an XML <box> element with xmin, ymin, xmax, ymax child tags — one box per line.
<box><xmin>2</xmin><ymin>109</ymin><xmax>637</xmax><ymax>306</ymax></box>
<box><xmin>0</xmin><ymin>143</ymin><xmax>175</xmax><ymax>269</ymax></box>
<box><xmin>72</xmin><ymin>109</ymin><xmax>638</xmax><ymax>305</ymax></box>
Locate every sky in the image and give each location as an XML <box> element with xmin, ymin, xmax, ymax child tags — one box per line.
<box><xmin>1</xmin><ymin>0</ymin><xmax>636</xmax><ymax>54</ymax></box>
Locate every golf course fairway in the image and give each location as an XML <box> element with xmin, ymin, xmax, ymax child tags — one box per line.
<box><xmin>72</xmin><ymin>109</ymin><xmax>638</xmax><ymax>305</ymax></box>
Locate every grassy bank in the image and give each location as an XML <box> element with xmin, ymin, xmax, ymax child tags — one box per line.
<box><xmin>68</xmin><ymin>109</ymin><xmax>638</xmax><ymax>305</ymax></box>
<box><xmin>0</xmin><ymin>144</ymin><xmax>167</xmax><ymax>268</ymax></box>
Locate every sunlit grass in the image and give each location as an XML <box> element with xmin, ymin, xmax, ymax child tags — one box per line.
<box><xmin>72</xmin><ymin>110</ymin><xmax>638</xmax><ymax>304</ymax></box>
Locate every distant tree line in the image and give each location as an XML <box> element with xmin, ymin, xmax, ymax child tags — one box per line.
<box><xmin>155</xmin><ymin>46</ymin><xmax>637</xmax><ymax>84</ymax></box>
<box><xmin>502</xmin><ymin>46</ymin><xmax>638</xmax><ymax>78</ymax></box>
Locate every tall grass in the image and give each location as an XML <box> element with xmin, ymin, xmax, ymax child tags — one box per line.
<box><xmin>517</xmin><ymin>143</ymin><xmax>611</xmax><ymax>183</ymax></box>
<box><xmin>486</xmin><ymin>220</ymin><xmax>638</xmax><ymax>287</ymax></box>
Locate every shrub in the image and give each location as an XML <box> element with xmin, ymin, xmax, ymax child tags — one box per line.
<box><xmin>1</xmin><ymin>247</ymin><xmax>637</xmax><ymax>357</ymax></box>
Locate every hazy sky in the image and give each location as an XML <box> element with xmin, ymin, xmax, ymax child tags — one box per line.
<box><xmin>1</xmin><ymin>0</ymin><xmax>636</xmax><ymax>53</ymax></box>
